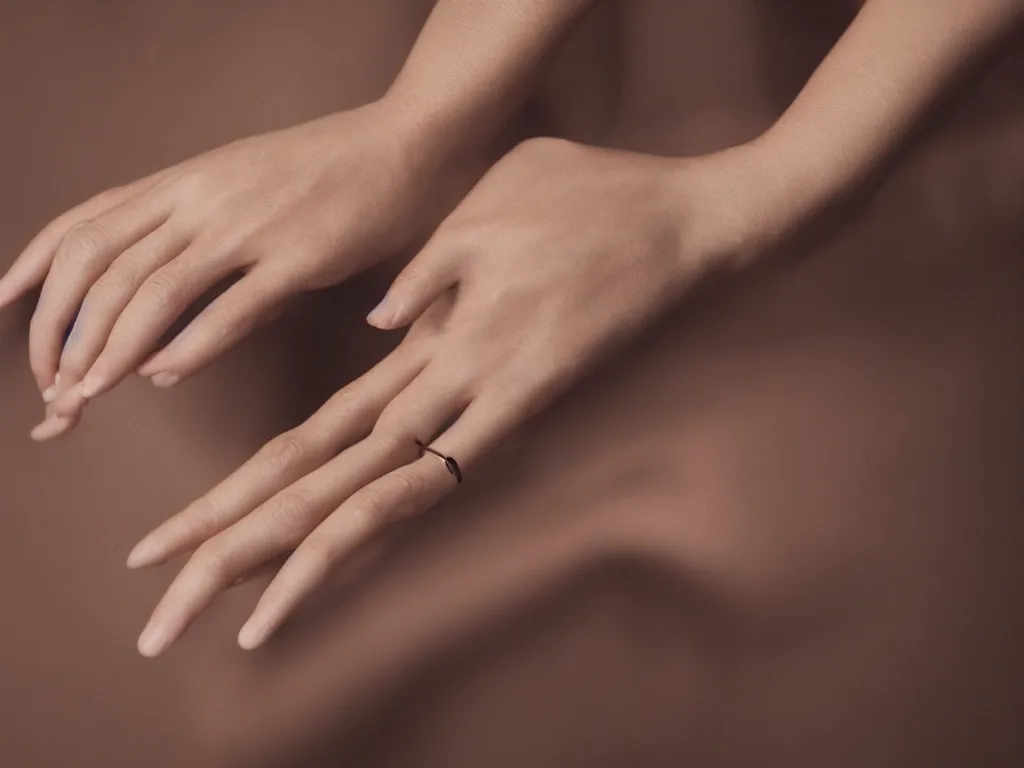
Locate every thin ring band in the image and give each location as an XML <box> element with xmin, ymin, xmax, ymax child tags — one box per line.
<box><xmin>415</xmin><ymin>439</ymin><xmax>463</xmax><ymax>484</ymax></box>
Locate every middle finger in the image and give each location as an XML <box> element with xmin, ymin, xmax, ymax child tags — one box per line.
<box><xmin>136</xmin><ymin>362</ymin><xmax>471</xmax><ymax>656</ymax></box>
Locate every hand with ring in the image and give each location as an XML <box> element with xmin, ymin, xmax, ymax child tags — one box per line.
<box><xmin>125</xmin><ymin>135</ymin><xmax>791</xmax><ymax>657</ymax></box>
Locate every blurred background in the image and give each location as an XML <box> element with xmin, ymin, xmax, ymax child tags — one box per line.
<box><xmin>2</xmin><ymin>2</ymin><xmax>1023</xmax><ymax>766</ymax></box>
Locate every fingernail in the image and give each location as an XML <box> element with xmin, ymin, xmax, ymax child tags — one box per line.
<box><xmin>237</xmin><ymin>616</ymin><xmax>269</xmax><ymax>650</ymax></box>
<box><xmin>30</xmin><ymin>415</ymin><xmax>71</xmax><ymax>442</ymax></box>
<box><xmin>366</xmin><ymin>295</ymin><xmax>393</xmax><ymax>329</ymax></box>
<box><xmin>150</xmin><ymin>372</ymin><xmax>179</xmax><ymax>389</ymax></box>
<box><xmin>79</xmin><ymin>372</ymin><xmax>103</xmax><ymax>399</ymax></box>
<box><xmin>137</xmin><ymin>623</ymin><xmax>169</xmax><ymax>658</ymax></box>
<box><xmin>126</xmin><ymin>538</ymin><xmax>158</xmax><ymax>569</ymax></box>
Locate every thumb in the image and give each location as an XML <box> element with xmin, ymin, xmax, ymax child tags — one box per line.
<box><xmin>367</xmin><ymin>245</ymin><xmax>460</xmax><ymax>330</ymax></box>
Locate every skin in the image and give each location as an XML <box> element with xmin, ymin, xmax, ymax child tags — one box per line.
<box><xmin>126</xmin><ymin>0</ymin><xmax>1024</xmax><ymax>658</ymax></box>
<box><xmin>2</xmin><ymin>0</ymin><xmax>1022</xmax><ymax>658</ymax></box>
<box><xmin>0</xmin><ymin>0</ymin><xmax>595</xmax><ymax>439</ymax></box>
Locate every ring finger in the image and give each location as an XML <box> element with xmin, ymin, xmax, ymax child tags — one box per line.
<box><xmin>237</xmin><ymin>368</ymin><xmax>528</xmax><ymax>649</ymax></box>
<box><xmin>136</xmin><ymin>362</ymin><xmax>472</xmax><ymax>656</ymax></box>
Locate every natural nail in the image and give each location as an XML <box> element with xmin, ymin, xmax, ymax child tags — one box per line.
<box><xmin>237</xmin><ymin>617</ymin><xmax>269</xmax><ymax>650</ymax></box>
<box><xmin>366</xmin><ymin>295</ymin><xmax>392</xmax><ymax>328</ymax></box>
<box><xmin>126</xmin><ymin>539</ymin><xmax>158</xmax><ymax>569</ymax></box>
<box><xmin>150</xmin><ymin>372</ymin><xmax>179</xmax><ymax>389</ymax></box>
<box><xmin>30</xmin><ymin>415</ymin><xmax>71</xmax><ymax>442</ymax></box>
<box><xmin>137</xmin><ymin>624</ymin><xmax>169</xmax><ymax>658</ymax></box>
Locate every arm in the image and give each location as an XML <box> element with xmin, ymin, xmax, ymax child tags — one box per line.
<box><xmin>746</xmin><ymin>0</ymin><xmax>1024</xmax><ymax>250</ymax></box>
<box><xmin>126</xmin><ymin>0</ymin><xmax>1024</xmax><ymax>656</ymax></box>
<box><xmin>384</xmin><ymin>0</ymin><xmax>595</xmax><ymax>163</ymax></box>
<box><xmin>0</xmin><ymin>0</ymin><xmax>596</xmax><ymax>441</ymax></box>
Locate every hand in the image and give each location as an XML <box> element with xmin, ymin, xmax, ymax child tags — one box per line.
<box><xmin>0</xmin><ymin>97</ymin><xmax>467</xmax><ymax>440</ymax></box>
<box><xmin>125</xmin><ymin>136</ymin><xmax>785</xmax><ymax>657</ymax></box>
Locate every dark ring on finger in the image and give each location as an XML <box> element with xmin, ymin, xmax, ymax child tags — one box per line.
<box><xmin>414</xmin><ymin>439</ymin><xmax>463</xmax><ymax>484</ymax></box>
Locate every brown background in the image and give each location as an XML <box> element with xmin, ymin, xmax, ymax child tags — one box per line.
<box><xmin>2</xmin><ymin>2</ymin><xmax>1023</xmax><ymax>766</ymax></box>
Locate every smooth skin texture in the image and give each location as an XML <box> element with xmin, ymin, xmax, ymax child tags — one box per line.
<box><xmin>0</xmin><ymin>0</ymin><xmax>595</xmax><ymax>440</ymax></box>
<box><xmin>124</xmin><ymin>0</ymin><xmax>1024</xmax><ymax>657</ymax></box>
<box><xmin>131</xmin><ymin>137</ymin><xmax>777</xmax><ymax>656</ymax></box>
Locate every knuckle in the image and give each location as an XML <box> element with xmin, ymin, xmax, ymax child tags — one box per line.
<box><xmin>59</xmin><ymin>347</ymin><xmax>90</xmax><ymax>377</ymax></box>
<box><xmin>390</xmin><ymin>470</ymin><xmax>426</xmax><ymax>504</ymax></box>
<box><xmin>320</xmin><ymin>384</ymin><xmax>360</xmax><ymax>421</ymax></box>
<box><xmin>170</xmin><ymin>170</ymin><xmax>210</xmax><ymax>202</ymax></box>
<box><xmin>57</xmin><ymin>221</ymin><xmax>108</xmax><ymax>269</ymax></box>
<box><xmin>264</xmin><ymin>489</ymin><xmax>314</xmax><ymax>530</ymax></box>
<box><xmin>181</xmin><ymin>496</ymin><xmax>224</xmax><ymax>541</ymax></box>
<box><xmin>142</xmin><ymin>269</ymin><xmax>188</xmax><ymax>312</ymax></box>
<box><xmin>366</xmin><ymin>420</ymin><xmax>406</xmax><ymax>455</ymax></box>
<box><xmin>191</xmin><ymin>539</ymin><xmax>232</xmax><ymax>584</ymax></box>
<box><xmin>91</xmin><ymin>263</ymin><xmax>140</xmax><ymax>299</ymax></box>
<box><xmin>354</xmin><ymin>486</ymin><xmax>392</xmax><ymax>527</ymax></box>
<box><xmin>296</xmin><ymin>535</ymin><xmax>334</xmax><ymax>574</ymax></box>
<box><xmin>259</xmin><ymin>430</ymin><xmax>309</xmax><ymax>473</ymax></box>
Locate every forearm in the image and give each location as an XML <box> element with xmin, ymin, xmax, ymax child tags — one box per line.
<box><xmin>382</xmin><ymin>0</ymin><xmax>595</xmax><ymax>161</ymax></box>
<box><xmin>752</xmin><ymin>0</ymin><xmax>1024</xmax><ymax>242</ymax></box>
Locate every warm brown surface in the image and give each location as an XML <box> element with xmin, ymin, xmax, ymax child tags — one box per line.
<box><xmin>2</xmin><ymin>2</ymin><xmax>1023</xmax><ymax>767</ymax></box>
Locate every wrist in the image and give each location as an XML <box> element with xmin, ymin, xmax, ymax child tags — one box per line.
<box><xmin>663</xmin><ymin>141</ymin><xmax>797</xmax><ymax>277</ymax></box>
<box><xmin>750</xmin><ymin>120</ymin><xmax>858</xmax><ymax>230</ymax></box>
<box><xmin>374</xmin><ymin>87</ymin><xmax>507</xmax><ymax>178</ymax></box>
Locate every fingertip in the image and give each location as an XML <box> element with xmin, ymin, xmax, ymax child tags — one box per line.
<box><xmin>365</xmin><ymin>296</ymin><xmax>395</xmax><ymax>329</ymax></box>
<box><xmin>0</xmin><ymin>273</ymin><xmax>27</xmax><ymax>309</ymax></box>
<box><xmin>126</xmin><ymin>538</ymin><xmax>160</xmax><ymax>569</ymax></box>
<box><xmin>30</xmin><ymin>415</ymin><xmax>72</xmax><ymax>442</ymax></box>
<box><xmin>150</xmin><ymin>371</ymin><xmax>180</xmax><ymax>389</ymax></box>
<box><xmin>137</xmin><ymin>623</ymin><xmax>170</xmax><ymax>658</ymax></box>
<box><xmin>237</xmin><ymin>616</ymin><xmax>270</xmax><ymax>650</ymax></box>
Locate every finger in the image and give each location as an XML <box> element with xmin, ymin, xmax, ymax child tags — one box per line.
<box><xmin>27</xmin><ymin>193</ymin><xmax>175</xmax><ymax>392</ymax></box>
<box><xmin>75</xmin><ymin>240</ymin><xmax>242</xmax><ymax>400</ymax></box>
<box><xmin>366</xmin><ymin>234</ymin><xmax>462</xmax><ymax>331</ymax></box>
<box><xmin>29</xmin><ymin>402</ymin><xmax>83</xmax><ymax>442</ymax></box>
<box><xmin>124</xmin><ymin>340</ymin><xmax>430</xmax><ymax>571</ymax></box>
<box><xmin>137</xmin><ymin>364</ymin><xmax>470</xmax><ymax>657</ymax></box>
<box><xmin>0</xmin><ymin>169</ymin><xmax>169</xmax><ymax>310</ymax></box>
<box><xmin>236</xmin><ymin>365</ymin><xmax>484</xmax><ymax>649</ymax></box>
<box><xmin>136</xmin><ymin>401</ymin><xmax>426</xmax><ymax>657</ymax></box>
<box><xmin>51</xmin><ymin>222</ymin><xmax>191</xmax><ymax>397</ymax></box>
<box><xmin>134</xmin><ymin>267</ymin><xmax>294</xmax><ymax>387</ymax></box>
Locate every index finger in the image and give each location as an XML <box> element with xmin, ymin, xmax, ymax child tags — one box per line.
<box><xmin>236</xmin><ymin>383</ymin><xmax>530</xmax><ymax>649</ymax></box>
